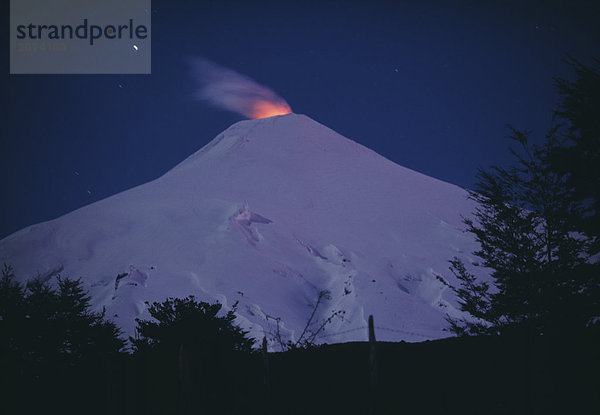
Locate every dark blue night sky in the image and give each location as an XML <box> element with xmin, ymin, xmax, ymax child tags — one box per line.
<box><xmin>3</xmin><ymin>0</ymin><xmax>600</xmax><ymax>238</ymax></box>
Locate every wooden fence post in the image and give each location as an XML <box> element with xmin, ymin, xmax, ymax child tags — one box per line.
<box><xmin>262</xmin><ymin>336</ymin><xmax>271</xmax><ymax>414</ymax></box>
<box><xmin>179</xmin><ymin>343</ymin><xmax>191</xmax><ymax>415</ymax></box>
<box><xmin>104</xmin><ymin>354</ymin><xmax>113</xmax><ymax>415</ymax></box>
<box><xmin>369</xmin><ymin>315</ymin><xmax>378</xmax><ymax>415</ymax></box>
<box><xmin>125</xmin><ymin>355</ymin><xmax>136</xmax><ymax>414</ymax></box>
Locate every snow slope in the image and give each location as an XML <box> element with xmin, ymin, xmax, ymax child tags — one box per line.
<box><xmin>0</xmin><ymin>114</ymin><xmax>482</xmax><ymax>348</ymax></box>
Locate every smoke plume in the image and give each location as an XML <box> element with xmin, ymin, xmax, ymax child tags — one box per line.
<box><xmin>189</xmin><ymin>57</ymin><xmax>292</xmax><ymax>119</ymax></box>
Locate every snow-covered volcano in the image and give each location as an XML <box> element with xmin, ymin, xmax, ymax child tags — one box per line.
<box><xmin>0</xmin><ymin>114</ymin><xmax>481</xmax><ymax>347</ymax></box>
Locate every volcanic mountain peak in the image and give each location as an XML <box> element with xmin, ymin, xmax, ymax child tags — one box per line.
<box><xmin>0</xmin><ymin>114</ymin><xmax>482</xmax><ymax>347</ymax></box>
<box><xmin>171</xmin><ymin>113</ymin><xmax>379</xmax><ymax>174</ymax></box>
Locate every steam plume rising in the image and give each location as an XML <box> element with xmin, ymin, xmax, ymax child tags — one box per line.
<box><xmin>189</xmin><ymin>57</ymin><xmax>292</xmax><ymax>119</ymax></box>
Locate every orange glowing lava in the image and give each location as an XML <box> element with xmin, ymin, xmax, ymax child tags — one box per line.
<box><xmin>250</xmin><ymin>100</ymin><xmax>292</xmax><ymax>119</ymax></box>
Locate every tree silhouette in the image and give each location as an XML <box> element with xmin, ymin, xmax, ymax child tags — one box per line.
<box><xmin>447</xmin><ymin>59</ymin><xmax>600</xmax><ymax>335</ymax></box>
<box><xmin>131</xmin><ymin>296</ymin><xmax>254</xmax><ymax>353</ymax></box>
<box><xmin>552</xmin><ymin>57</ymin><xmax>600</xmax><ymax>244</ymax></box>
<box><xmin>131</xmin><ymin>296</ymin><xmax>256</xmax><ymax>414</ymax></box>
<box><xmin>0</xmin><ymin>265</ymin><xmax>124</xmax><ymax>369</ymax></box>
<box><xmin>0</xmin><ymin>264</ymin><xmax>125</xmax><ymax>415</ymax></box>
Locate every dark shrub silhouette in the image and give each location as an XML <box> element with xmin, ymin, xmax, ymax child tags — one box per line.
<box><xmin>447</xmin><ymin>58</ymin><xmax>600</xmax><ymax>337</ymax></box>
<box><xmin>131</xmin><ymin>296</ymin><xmax>254</xmax><ymax>353</ymax></box>
<box><xmin>0</xmin><ymin>264</ymin><xmax>125</xmax><ymax>415</ymax></box>
<box><xmin>131</xmin><ymin>296</ymin><xmax>257</xmax><ymax>414</ymax></box>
